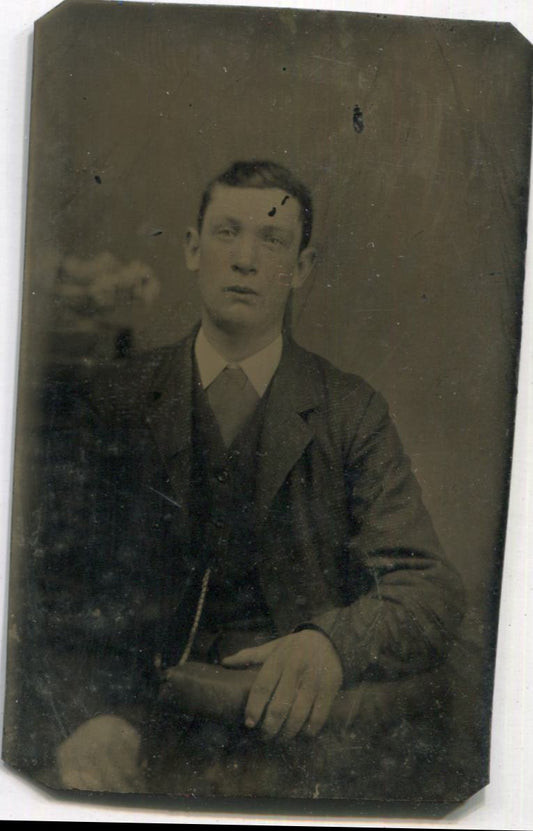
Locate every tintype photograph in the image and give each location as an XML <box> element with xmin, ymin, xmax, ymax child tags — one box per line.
<box><xmin>2</xmin><ymin>0</ymin><xmax>532</xmax><ymax>810</ymax></box>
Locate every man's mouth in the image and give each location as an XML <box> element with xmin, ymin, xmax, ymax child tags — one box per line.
<box><xmin>223</xmin><ymin>286</ymin><xmax>258</xmax><ymax>296</ymax></box>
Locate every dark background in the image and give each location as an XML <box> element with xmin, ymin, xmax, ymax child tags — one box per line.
<box><xmin>11</xmin><ymin>0</ymin><xmax>532</xmax><ymax>743</ymax></box>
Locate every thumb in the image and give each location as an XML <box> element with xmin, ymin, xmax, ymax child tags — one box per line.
<box><xmin>221</xmin><ymin>640</ymin><xmax>278</xmax><ymax>667</ymax></box>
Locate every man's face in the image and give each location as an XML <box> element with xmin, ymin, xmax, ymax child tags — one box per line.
<box><xmin>185</xmin><ymin>184</ymin><xmax>315</xmax><ymax>338</ymax></box>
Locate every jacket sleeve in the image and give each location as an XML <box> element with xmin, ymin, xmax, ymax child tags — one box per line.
<box><xmin>310</xmin><ymin>388</ymin><xmax>466</xmax><ymax>687</ymax></box>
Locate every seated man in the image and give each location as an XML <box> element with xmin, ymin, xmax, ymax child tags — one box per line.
<box><xmin>27</xmin><ymin>160</ymin><xmax>465</xmax><ymax>797</ymax></box>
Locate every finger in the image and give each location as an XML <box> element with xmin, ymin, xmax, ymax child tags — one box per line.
<box><xmin>306</xmin><ymin>687</ymin><xmax>336</xmax><ymax>737</ymax></box>
<box><xmin>260</xmin><ymin>666</ymin><xmax>300</xmax><ymax>739</ymax></box>
<box><xmin>244</xmin><ymin>657</ymin><xmax>283</xmax><ymax>729</ymax></box>
<box><xmin>222</xmin><ymin>641</ymin><xmax>276</xmax><ymax>667</ymax></box>
<box><xmin>280</xmin><ymin>686</ymin><xmax>316</xmax><ymax>740</ymax></box>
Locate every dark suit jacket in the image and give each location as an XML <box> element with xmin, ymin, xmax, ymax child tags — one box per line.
<box><xmin>5</xmin><ymin>325</ymin><xmax>474</xmax><ymax>799</ymax></box>
<box><xmin>19</xmin><ymin>328</ymin><xmax>466</xmax><ymax>776</ymax></box>
<box><xmin>48</xmin><ymin>330</ymin><xmax>463</xmax><ymax>663</ymax></box>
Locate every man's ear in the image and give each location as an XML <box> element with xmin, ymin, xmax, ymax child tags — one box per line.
<box><xmin>292</xmin><ymin>246</ymin><xmax>316</xmax><ymax>289</ymax></box>
<box><xmin>184</xmin><ymin>227</ymin><xmax>201</xmax><ymax>272</ymax></box>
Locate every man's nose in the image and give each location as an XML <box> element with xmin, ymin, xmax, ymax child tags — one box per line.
<box><xmin>231</xmin><ymin>234</ymin><xmax>258</xmax><ymax>274</ymax></box>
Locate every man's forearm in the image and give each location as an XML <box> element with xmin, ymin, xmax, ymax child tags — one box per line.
<box><xmin>311</xmin><ymin>552</ymin><xmax>465</xmax><ymax>686</ymax></box>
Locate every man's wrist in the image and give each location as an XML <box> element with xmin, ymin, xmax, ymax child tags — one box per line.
<box><xmin>292</xmin><ymin>623</ymin><xmax>344</xmax><ymax>684</ymax></box>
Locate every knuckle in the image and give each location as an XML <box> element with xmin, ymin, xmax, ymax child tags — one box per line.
<box><xmin>266</xmin><ymin>705</ymin><xmax>286</xmax><ymax>722</ymax></box>
<box><xmin>308</xmin><ymin>711</ymin><xmax>327</xmax><ymax>735</ymax></box>
<box><xmin>251</xmin><ymin>682</ymin><xmax>273</xmax><ymax>700</ymax></box>
<box><xmin>248</xmin><ymin>686</ymin><xmax>270</xmax><ymax>709</ymax></box>
<box><xmin>290</xmin><ymin>703</ymin><xmax>310</xmax><ymax>723</ymax></box>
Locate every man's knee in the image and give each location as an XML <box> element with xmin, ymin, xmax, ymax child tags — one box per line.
<box><xmin>57</xmin><ymin>714</ymin><xmax>144</xmax><ymax>792</ymax></box>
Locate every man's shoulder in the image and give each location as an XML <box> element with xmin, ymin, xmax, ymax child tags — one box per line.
<box><xmin>42</xmin><ymin>332</ymin><xmax>194</xmax><ymax>427</ymax></box>
<box><xmin>286</xmin><ymin>340</ymin><xmax>399</xmax><ymax>453</ymax></box>
<box><xmin>98</xmin><ymin>334</ymin><xmax>193</xmax><ymax>418</ymax></box>
<box><xmin>287</xmin><ymin>339</ymin><xmax>379</xmax><ymax>406</ymax></box>
<box><xmin>122</xmin><ymin>337</ymin><xmax>191</xmax><ymax>386</ymax></box>
<box><xmin>281</xmin><ymin>339</ymin><xmax>392</xmax><ymax>440</ymax></box>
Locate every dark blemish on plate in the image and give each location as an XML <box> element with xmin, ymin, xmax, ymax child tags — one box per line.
<box><xmin>268</xmin><ymin>207</ymin><xmax>277</xmax><ymax>217</ymax></box>
<box><xmin>150</xmin><ymin>229</ymin><xmax>163</xmax><ymax>236</ymax></box>
<box><xmin>281</xmin><ymin>195</ymin><xmax>290</xmax><ymax>206</ymax></box>
<box><xmin>353</xmin><ymin>105</ymin><xmax>364</xmax><ymax>134</ymax></box>
<box><xmin>94</xmin><ymin>174</ymin><xmax>102</xmax><ymax>184</ymax></box>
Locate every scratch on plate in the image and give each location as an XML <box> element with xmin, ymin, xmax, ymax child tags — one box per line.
<box><xmin>311</xmin><ymin>54</ymin><xmax>357</xmax><ymax>68</ymax></box>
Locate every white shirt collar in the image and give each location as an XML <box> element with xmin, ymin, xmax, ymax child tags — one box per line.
<box><xmin>194</xmin><ymin>327</ymin><xmax>283</xmax><ymax>398</ymax></box>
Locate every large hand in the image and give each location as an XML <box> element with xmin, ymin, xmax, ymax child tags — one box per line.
<box><xmin>56</xmin><ymin>715</ymin><xmax>143</xmax><ymax>791</ymax></box>
<box><xmin>222</xmin><ymin>630</ymin><xmax>343</xmax><ymax>740</ymax></box>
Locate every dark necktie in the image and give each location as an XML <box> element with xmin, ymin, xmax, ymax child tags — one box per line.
<box><xmin>206</xmin><ymin>365</ymin><xmax>260</xmax><ymax>447</ymax></box>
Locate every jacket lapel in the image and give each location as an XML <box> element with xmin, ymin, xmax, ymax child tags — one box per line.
<box><xmin>144</xmin><ymin>332</ymin><xmax>196</xmax><ymax>524</ymax></box>
<box><xmin>256</xmin><ymin>339</ymin><xmax>321</xmax><ymax>526</ymax></box>
<box><xmin>144</xmin><ymin>331</ymin><xmax>322</xmax><ymax>531</ymax></box>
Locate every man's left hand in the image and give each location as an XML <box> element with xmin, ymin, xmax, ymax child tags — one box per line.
<box><xmin>222</xmin><ymin>630</ymin><xmax>343</xmax><ymax>740</ymax></box>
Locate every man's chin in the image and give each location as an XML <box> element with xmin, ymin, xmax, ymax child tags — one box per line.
<box><xmin>212</xmin><ymin>309</ymin><xmax>261</xmax><ymax>333</ymax></box>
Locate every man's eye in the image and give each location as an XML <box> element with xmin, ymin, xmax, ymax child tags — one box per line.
<box><xmin>216</xmin><ymin>227</ymin><xmax>236</xmax><ymax>238</ymax></box>
<box><xmin>264</xmin><ymin>235</ymin><xmax>283</xmax><ymax>246</ymax></box>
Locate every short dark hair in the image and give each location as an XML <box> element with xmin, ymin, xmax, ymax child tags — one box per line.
<box><xmin>197</xmin><ymin>160</ymin><xmax>313</xmax><ymax>251</ymax></box>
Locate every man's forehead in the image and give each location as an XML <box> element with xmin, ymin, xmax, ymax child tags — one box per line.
<box><xmin>206</xmin><ymin>183</ymin><xmax>301</xmax><ymax>224</ymax></box>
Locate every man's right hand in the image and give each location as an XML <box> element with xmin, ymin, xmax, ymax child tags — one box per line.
<box><xmin>222</xmin><ymin>629</ymin><xmax>343</xmax><ymax>741</ymax></box>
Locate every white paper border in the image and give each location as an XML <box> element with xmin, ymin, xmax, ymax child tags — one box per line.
<box><xmin>1</xmin><ymin>0</ymin><xmax>532</xmax><ymax>825</ymax></box>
